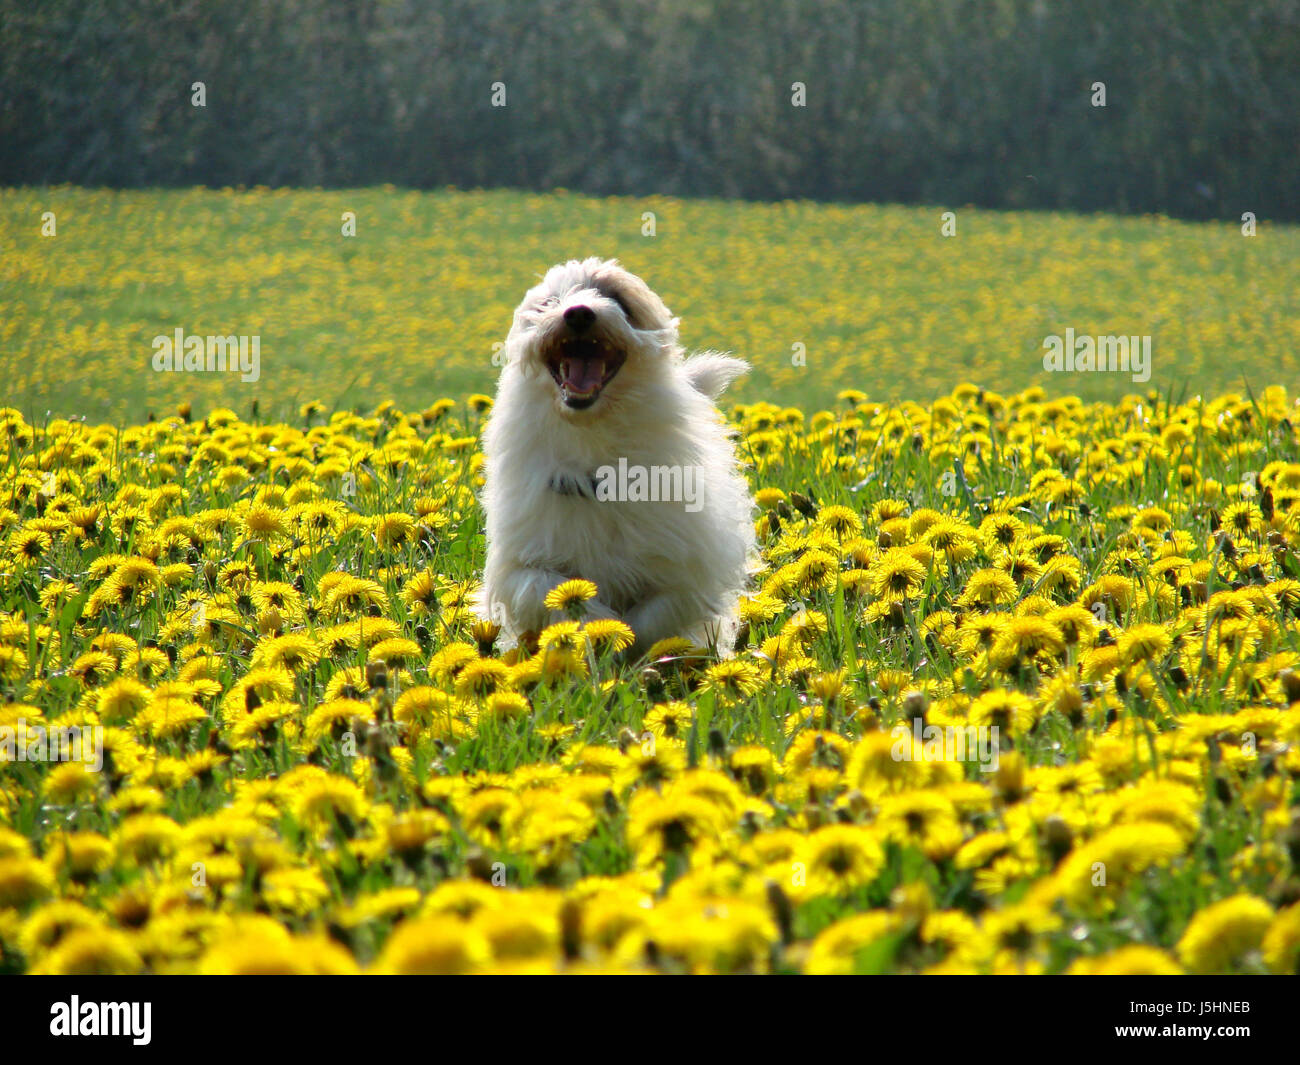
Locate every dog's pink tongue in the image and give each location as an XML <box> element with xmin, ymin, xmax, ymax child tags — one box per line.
<box><xmin>563</xmin><ymin>358</ymin><xmax>605</xmax><ymax>393</ymax></box>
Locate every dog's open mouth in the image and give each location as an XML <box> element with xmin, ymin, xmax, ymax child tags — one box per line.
<box><xmin>546</xmin><ymin>338</ymin><xmax>627</xmax><ymax>409</ymax></box>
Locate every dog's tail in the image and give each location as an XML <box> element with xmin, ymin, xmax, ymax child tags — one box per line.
<box><xmin>683</xmin><ymin>352</ymin><xmax>749</xmax><ymax>401</ymax></box>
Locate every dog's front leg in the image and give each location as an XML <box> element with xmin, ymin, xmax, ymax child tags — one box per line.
<box><xmin>623</xmin><ymin>592</ymin><xmax>701</xmax><ymax>657</ymax></box>
<box><xmin>486</xmin><ymin>566</ymin><xmax>620</xmax><ymax>635</ymax></box>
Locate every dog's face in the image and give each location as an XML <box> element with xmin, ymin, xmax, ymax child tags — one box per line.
<box><xmin>504</xmin><ymin>258</ymin><xmax>677</xmax><ymax>415</ymax></box>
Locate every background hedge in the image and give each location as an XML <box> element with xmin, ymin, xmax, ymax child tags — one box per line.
<box><xmin>2</xmin><ymin>0</ymin><xmax>1297</xmax><ymax>219</ymax></box>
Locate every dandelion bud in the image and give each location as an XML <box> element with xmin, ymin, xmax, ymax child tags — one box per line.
<box><xmin>765</xmin><ymin>880</ymin><xmax>795</xmax><ymax>944</ymax></box>
<box><xmin>903</xmin><ymin>689</ymin><xmax>927</xmax><ymax>721</ymax></box>
<box><xmin>1043</xmin><ymin>815</ymin><xmax>1073</xmax><ymax>867</ymax></box>
<box><xmin>640</xmin><ymin>667</ymin><xmax>666</xmax><ymax>702</ymax></box>
<box><xmin>790</xmin><ymin>491</ymin><xmax>816</xmax><ymax>518</ymax></box>
<box><xmin>1280</xmin><ymin>669</ymin><xmax>1300</xmax><ymax>705</ymax></box>
<box><xmin>560</xmin><ymin>898</ymin><xmax>583</xmax><ymax>961</ymax></box>
<box><xmin>707</xmin><ymin>727</ymin><xmax>727</xmax><ymax>758</ymax></box>
<box><xmin>466</xmin><ymin>848</ymin><xmax>495</xmax><ymax>882</ymax></box>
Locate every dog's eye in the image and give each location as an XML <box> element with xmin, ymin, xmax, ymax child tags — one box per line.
<box><xmin>602</xmin><ymin>289</ymin><xmax>635</xmax><ymax>324</ymax></box>
<box><xmin>536</xmin><ymin>295</ymin><xmax>559</xmax><ymax>310</ymax></box>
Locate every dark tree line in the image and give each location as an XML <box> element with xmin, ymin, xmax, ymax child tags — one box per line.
<box><xmin>2</xmin><ymin>0</ymin><xmax>1297</xmax><ymax>219</ymax></box>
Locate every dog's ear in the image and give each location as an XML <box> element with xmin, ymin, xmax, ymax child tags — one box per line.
<box><xmin>683</xmin><ymin>353</ymin><xmax>749</xmax><ymax>400</ymax></box>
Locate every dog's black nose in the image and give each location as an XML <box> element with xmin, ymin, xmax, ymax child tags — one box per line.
<box><xmin>563</xmin><ymin>305</ymin><xmax>596</xmax><ymax>332</ymax></box>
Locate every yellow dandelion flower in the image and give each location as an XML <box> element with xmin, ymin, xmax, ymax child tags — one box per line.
<box><xmin>543</xmin><ymin>579</ymin><xmax>599</xmax><ymax>612</ymax></box>
<box><xmin>1177</xmin><ymin>895</ymin><xmax>1274</xmax><ymax>974</ymax></box>
<box><xmin>805</xmin><ymin>912</ymin><xmax>904</xmax><ymax>975</ymax></box>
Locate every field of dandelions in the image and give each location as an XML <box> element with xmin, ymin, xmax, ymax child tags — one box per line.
<box><xmin>2</xmin><ymin>188</ymin><xmax>1300</xmax><ymax>974</ymax></box>
<box><xmin>4</xmin><ymin>186</ymin><xmax>1299</xmax><ymax>420</ymax></box>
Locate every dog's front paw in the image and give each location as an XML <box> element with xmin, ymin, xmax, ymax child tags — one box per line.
<box><xmin>548</xmin><ymin>597</ymin><xmax>621</xmax><ymax>628</ymax></box>
<box><xmin>623</xmin><ymin>594</ymin><xmax>699</xmax><ymax>656</ymax></box>
<box><xmin>580</xmin><ymin>598</ymin><xmax>622</xmax><ymax>623</ymax></box>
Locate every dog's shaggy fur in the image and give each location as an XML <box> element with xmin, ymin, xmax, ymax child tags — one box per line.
<box><xmin>477</xmin><ymin>258</ymin><xmax>756</xmax><ymax>655</ymax></box>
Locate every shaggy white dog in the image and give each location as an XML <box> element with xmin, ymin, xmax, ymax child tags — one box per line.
<box><xmin>477</xmin><ymin>258</ymin><xmax>756</xmax><ymax>656</ymax></box>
